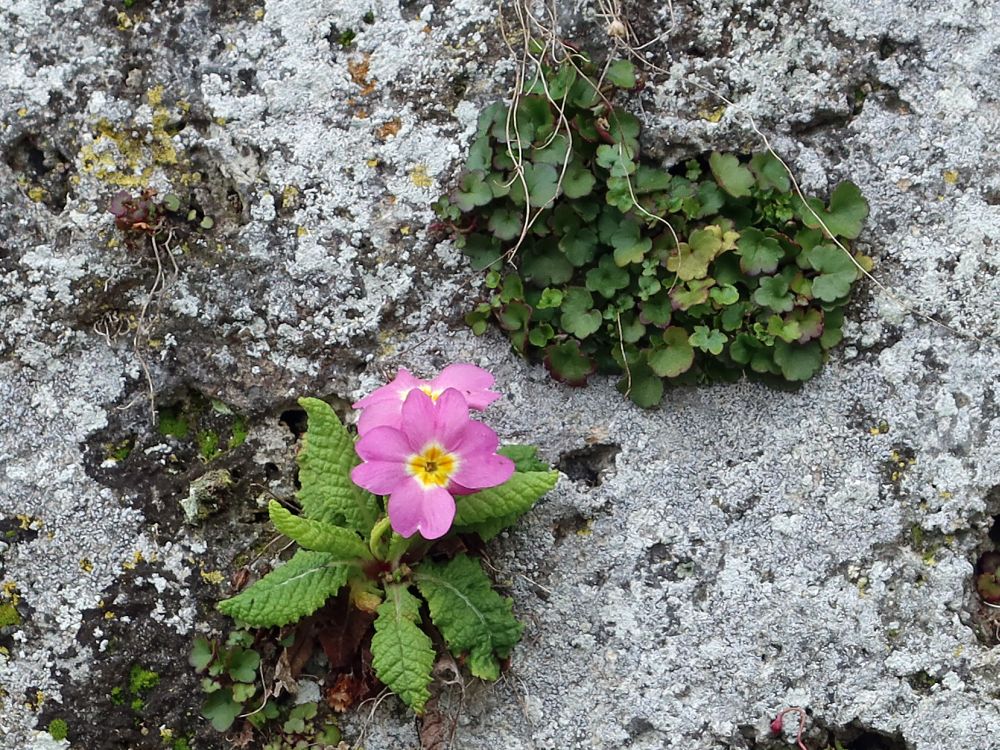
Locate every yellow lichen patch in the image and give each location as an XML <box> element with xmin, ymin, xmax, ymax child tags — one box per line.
<box><xmin>27</xmin><ymin>186</ymin><xmax>46</xmax><ymax>202</ymax></box>
<box><xmin>698</xmin><ymin>105</ymin><xmax>727</xmax><ymax>123</ymax></box>
<box><xmin>15</xmin><ymin>515</ymin><xmax>42</xmax><ymax>532</ymax></box>
<box><xmin>122</xmin><ymin>550</ymin><xmax>145</xmax><ymax>571</ymax></box>
<box><xmin>199</xmin><ymin>568</ymin><xmax>225</xmax><ymax>585</ymax></box>
<box><xmin>281</xmin><ymin>185</ymin><xmax>299</xmax><ymax>209</ymax></box>
<box><xmin>409</xmin><ymin>164</ymin><xmax>433</xmax><ymax>188</ymax></box>
<box><xmin>377</xmin><ymin>118</ymin><xmax>402</xmax><ymax>140</ymax></box>
<box><xmin>104</xmin><ymin>611</ymin><xmax>116</xmax><ymax>620</ymax></box>
<box><xmin>296</xmin><ymin>226</ymin><xmax>309</xmax><ymax>237</ymax></box>
<box><xmin>254</xmin><ymin>8</ymin><xmax>265</xmax><ymax>20</ymax></box>
<box><xmin>869</xmin><ymin>419</ymin><xmax>889</xmax><ymax>435</ymax></box>
<box><xmin>943</xmin><ymin>169</ymin><xmax>959</xmax><ymax>184</ymax></box>
<box><xmin>80</xmin><ymin>103</ymin><xmax>180</xmax><ymax>187</ymax></box>
<box><xmin>366</xmin><ymin>158</ymin><xmax>379</xmax><ymax>168</ymax></box>
<box><xmin>79</xmin><ymin>559</ymin><xmax>94</xmax><ymax>574</ymax></box>
<box><xmin>116</xmin><ymin>11</ymin><xmax>133</xmax><ymax>30</ymax></box>
<box><xmin>147</xmin><ymin>85</ymin><xmax>165</xmax><ymax>107</ymax></box>
<box><xmin>399</xmin><ymin>225</ymin><xmax>411</xmax><ymax>236</ymax></box>
<box><xmin>16</xmin><ymin>107</ymin><xmax>27</xmax><ymax>118</ymax></box>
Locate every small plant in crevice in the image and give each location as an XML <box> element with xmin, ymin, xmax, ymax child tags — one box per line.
<box><xmin>211</xmin><ymin>365</ymin><xmax>557</xmax><ymax>718</ymax></box>
<box><xmin>433</xmin><ymin>51</ymin><xmax>871</xmax><ymax>406</ymax></box>
<box><xmin>104</xmin><ymin>188</ymin><xmax>216</xmax><ymax>417</ymax></box>
<box><xmin>976</xmin><ymin>551</ymin><xmax>1000</xmax><ymax>605</ymax></box>
<box><xmin>190</xmin><ymin>629</ymin><xmax>342</xmax><ymax>748</ymax></box>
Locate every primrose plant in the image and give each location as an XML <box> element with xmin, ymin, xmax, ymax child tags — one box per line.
<box><xmin>218</xmin><ymin>365</ymin><xmax>558</xmax><ymax>713</ymax></box>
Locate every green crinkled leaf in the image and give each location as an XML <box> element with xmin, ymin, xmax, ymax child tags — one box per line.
<box><xmin>227</xmin><ymin>647</ymin><xmax>260</xmax><ymax>683</ymax></box>
<box><xmin>497</xmin><ymin>445</ymin><xmax>550</xmax><ymax>473</ymax></box>
<box><xmin>218</xmin><ymin>550</ymin><xmax>350</xmax><ymax>627</ymax></box>
<box><xmin>453</xmin><ymin>171</ymin><xmax>493</xmax><ymax>212</ymax></box>
<box><xmin>586</xmin><ymin>255</ymin><xmax>631</xmax><ymax>298</ymax></box>
<box><xmin>509</xmin><ymin>163</ymin><xmax>559</xmax><ymax>208</ymax></box>
<box><xmin>648</xmin><ymin>326</ymin><xmax>694</xmax><ymax>377</ymax></box>
<box><xmin>689</xmin><ymin>325</ymin><xmax>727</xmax><ymax>355</ymax></box>
<box><xmin>669</xmin><ymin>278</ymin><xmax>714</xmax><ymax>311</ymax></box>
<box><xmin>370</xmin><ymin>584</ymin><xmax>435</xmax><ymax>714</ymax></box>
<box><xmin>453</xmin><ymin>470</ymin><xmax>558</xmax><ymax>529</ymax></box>
<box><xmin>620</xmin><ymin>359</ymin><xmax>663</xmax><ymax>408</ymax></box>
<box><xmin>190</xmin><ymin>637</ymin><xmax>214</xmax><ymax>672</ymax></box>
<box><xmin>476</xmin><ymin>101</ymin><xmax>507</xmax><ymax>138</ymax></box>
<box><xmin>773</xmin><ymin>340</ymin><xmax>823</xmax><ymax>381</ymax></box>
<box><xmin>596</xmin><ymin>143</ymin><xmax>636</xmax><ymax>177</ymax></box>
<box><xmin>268</xmin><ymin>501</ymin><xmax>372</xmax><ymax>560</ymax></box>
<box><xmin>607</xmin><ymin>109</ymin><xmax>640</xmax><ymax>151</ymax></box>
<box><xmin>799</xmin><ymin>181</ymin><xmax>869</xmax><ymax>239</ymax></box>
<box><xmin>466</xmin><ymin>136</ymin><xmax>492</xmax><ymax>172</ymax></box>
<box><xmin>736</xmin><ymin>228</ymin><xmax>784</xmax><ymax>276</ymax></box>
<box><xmin>710</xmin><ymin>283</ymin><xmax>740</xmax><ymax>306</ymax></box>
<box><xmin>606</xmin><ymin>59</ymin><xmax>636</xmax><ymax>88</ymax></box>
<box><xmin>666</xmin><ymin>229</ymin><xmax>721</xmax><ymax>281</ymax></box>
<box><xmin>546</xmin><ymin>65</ymin><xmax>577</xmax><ymax>100</ymax></box>
<box><xmin>559</xmin><ymin>227</ymin><xmax>599</xmax><ymax>266</ymax></box>
<box><xmin>202</xmin><ymin>688</ymin><xmax>242</xmax><ymax>732</ymax></box>
<box><xmin>415</xmin><ymin>555</ymin><xmax>524</xmax><ymax>681</ymax></box>
<box><xmin>297</xmin><ymin>398</ymin><xmax>378</xmax><ymax>531</ymax></box>
<box><xmin>749</xmin><ymin>151</ymin><xmax>791</xmax><ymax>193</ymax></box>
<box><xmin>752</xmin><ymin>275</ymin><xmax>795</xmax><ymax>313</ymax></box>
<box><xmin>634</xmin><ymin>165</ymin><xmax>672</xmax><ymax>194</ymax></box>
<box><xmin>560</xmin><ymin>287</ymin><xmax>602</xmax><ymax>338</ymax></box>
<box><xmin>563</xmin><ymin>162</ymin><xmax>596</xmax><ymax>198</ymax></box>
<box><xmin>532</xmin><ymin>134</ymin><xmax>569</xmax><ymax>165</ymax></box>
<box><xmin>488</xmin><ymin>208</ymin><xmax>523</xmax><ymax>241</ymax></box>
<box><xmin>806</xmin><ymin>244</ymin><xmax>859</xmax><ymax>302</ymax></box>
<box><xmin>462</xmin><ymin>233</ymin><xmax>502</xmax><ymax>271</ymax></box>
<box><xmin>544</xmin><ymin>340</ymin><xmax>596</xmax><ymax>386</ymax></box>
<box><xmin>521</xmin><ymin>243</ymin><xmax>574</xmax><ymax>286</ymax></box>
<box><xmin>639</xmin><ymin>290</ymin><xmax>672</xmax><ymax>327</ymax></box>
<box><xmin>709</xmin><ymin>152</ymin><xmax>755</xmax><ymax>197</ymax></box>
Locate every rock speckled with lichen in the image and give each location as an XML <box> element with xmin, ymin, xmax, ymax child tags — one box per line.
<box><xmin>1</xmin><ymin>0</ymin><xmax>999</xmax><ymax>748</ymax></box>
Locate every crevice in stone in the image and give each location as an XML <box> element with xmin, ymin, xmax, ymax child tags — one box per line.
<box><xmin>557</xmin><ymin>443</ymin><xmax>620</xmax><ymax>487</ymax></box>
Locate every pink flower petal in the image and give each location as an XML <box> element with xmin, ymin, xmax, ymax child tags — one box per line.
<box><xmin>399</xmin><ymin>389</ymin><xmax>437</xmax><ymax>450</ymax></box>
<box><xmin>387</xmin><ymin>480</ymin><xmax>456</xmax><ymax>540</ymax></box>
<box><xmin>450</xmin><ymin>420</ymin><xmax>501</xmax><ymax>456</ymax></box>
<box><xmin>357</xmin><ymin>399</ymin><xmax>405</xmax><ymax>436</ymax></box>
<box><xmin>353</xmin><ymin>368</ymin><xmax>423</xmax><ymax>408</ymax></box>
<box><xmin>431</xmin><ymin>363</ymin><xmax>501</xmax><ymax>410</ymax></box>
<box><xmin>433</xmin><ymin>389</ymin><xmax>471</xmax><ymax>448</ymax></box>
<box><xmin>350</xmin><ymin>459</ymin><xmax>410</xmax><ymax>495</ymax></box>
<box><xmin>451</xmin><ymin>453</ymin><xmax>514</xmax><ymax>490</ymax></box>
<box><xmin>354</xmin><ymin>425</ymin><xmax>412</xmax><ymax>463</ymax></box>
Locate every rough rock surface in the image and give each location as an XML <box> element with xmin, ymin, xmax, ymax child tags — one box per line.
<box><xmin>1</xmin><ymin>0</ymin><xmax>999</xmax><ymax>749</ymax></box>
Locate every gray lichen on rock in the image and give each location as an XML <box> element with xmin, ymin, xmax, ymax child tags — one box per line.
<box><xmin>1</xmin><ymin>0</ymin><xmax>999</xmax><ymax>748</ymax></box>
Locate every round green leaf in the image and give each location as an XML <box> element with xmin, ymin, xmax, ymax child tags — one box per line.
<box><xmin>544</xmin><ymin>340</ymin><xmax>596</xmax><ymax>385</ymax></box>
<box><xmin>606</xmin><ymin>59</ymin><xmax>637</xmax><ymax>88</ymax></box>
<box><xmin>773</xmin><ymin>340</ymin><xmax>823</xmax><ymax>381</ymax></box>
<box><xmin>709</xmin><ymin>152</ymin><xmax>754</xmax><ymax>197</ymax></box>
<box><xmin>488</xmin><ymin>208</ymin><xmax>523</xmax><ymax>241</ymax></box>
<box><xmin>648</xmin><ymin>327</ymin><xmax>694</xmax><ymax>377</ymax></box>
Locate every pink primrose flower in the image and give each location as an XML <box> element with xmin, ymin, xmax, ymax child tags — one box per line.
<box><xmin>352</xmin><ymin>364</ymin><xmax>501</xmax><ymax>436</ymax></box>
<box><xmin>350</xmin><ymin>388</ymin><xmax>514</xmax><ymax>539</ymax></box>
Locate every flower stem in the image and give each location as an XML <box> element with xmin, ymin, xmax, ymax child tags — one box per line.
<box><xmin>369</xmin><ymin>516</ymin><xmax>392</xmax><ymax>560</ymax></box>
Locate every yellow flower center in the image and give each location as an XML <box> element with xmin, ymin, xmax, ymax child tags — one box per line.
<box><xmin>407</xmin><ymin>443</ymin><xmax>458</xmax><ymax>488</ymax></box>
<box><xmin>418</xmin><ymin>385</ymin><xmax>443</xmax><ymax>401</ymax></box>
